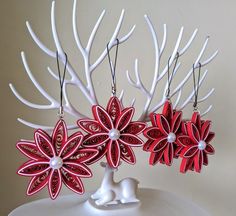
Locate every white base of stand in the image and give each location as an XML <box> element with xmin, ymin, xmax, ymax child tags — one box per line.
<box><xmin>9</xmin><ymin>188</ymin><xmax>209</xmax><ymax>216</ymax></box>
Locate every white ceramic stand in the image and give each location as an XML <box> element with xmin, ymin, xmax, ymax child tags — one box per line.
<box><xmin>9</xmin><ymin>188</ymin><xmax>210</xmax><ymax>216</ymax></box>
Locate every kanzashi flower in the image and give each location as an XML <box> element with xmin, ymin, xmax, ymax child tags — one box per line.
<box><xmin>16</xmin><ymin>119</ymin><xmax>98</xmax><ymax>199</ymax></box>
<box><xmin>177</xmin><ymin>112</ymin><xmax>215</xmax><ymax>173</ymax></box>
<box><xmin>78</xmin><ymin>97</ymin><xmax>146</xmax><ymax>168</ymax></box>
<box><xmin>143</xmin><ymin>101</ymin><xmax>182</xmax><ymax>166</ymax></box>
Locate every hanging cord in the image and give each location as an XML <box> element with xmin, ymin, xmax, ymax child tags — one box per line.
<box><xmin>192</xmin><ymin>62</ymin><xmax>202</xmax><ymax>111</ymax></box>
<box><xmin>107</xmin><ymin>39</ymin><xmax>119</xmax><ymax>96</ymax></box>
<box><xmin>166</xmin><ymin>52</ymin><xmax>180</xmax><ymax>99</ymax></box>
<box><xmin>56</xmin><ymin>51</ymin><xmax>68</xmax><ymax>118</ymax></box>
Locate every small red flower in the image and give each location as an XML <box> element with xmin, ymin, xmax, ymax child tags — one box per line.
<box><xmin>78</xmin><ymin>97</ymin><xmax>146</xmax><ymax>168</ymax></box>
<box><xmin>143</xmin><ymin>100</ymin><xmax>182</xmax><ymax>166</ymax></box>
<box><xmin>177</xmin><ymin>112</ymin><xmax>215</xmax><ymax>173</ymax></box>
<box><xmin>16</xmin><ymin>119</ymin><xmax>98</xmax><ymax>199</ymax></box>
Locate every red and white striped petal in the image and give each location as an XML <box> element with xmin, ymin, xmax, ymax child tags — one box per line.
<box><xmin>34</xmin><ymin>130</ymin><xmax>55</xmax><ymax>159</ymax></box>
<box><xmin>18</xmin><ymin>161</ymin><xmax>50</xmax><ymax>177</ymax></box>
<box><xmin>150</xmin><ymin>137</ymin><xmax>168</xmax><ymax>152</ymax></box>
<box><xmin>83</xmin><ymin>133</ymin><xmax>109</xmax><ymax>147</ymax></box>
<box><xmin>205</xmin><ymin>132</ymin><xmax>215</xmax><ymax>143</ymax></box>
<box><xmin>204</xmin><ymin>144</ymin><xmax>215</xmax><ymax>155</ymax></box>
<box><xmin>77</xmin><ymin>119</ymin><xmax>105</xmax><ymax>134</ymax></box>
<box><xmin>59</xmin><ymin>132</ymin><xmax>83</xmax><ymax>159</ymax></box>
<box><xmin>201</xmin><ymin>120</ymin><xmax>211</xmax><ymax>141</ymax></box>
<box><xmin>143</xmin><ymin>127</ymin><xmax>163</xmax><ymax>140</ymax></box>
<box><xmin>120</xmin><ymin>144</ymin><xmax>136</xmax><ymax>165</ymax></box>
<box><xmin>149</xmin><ymin>151</ymin><xmax>164</xmax><ymax>166</ymax></box>
<box><xmin>163</xmin><ymin>143</ymin><xmax>174</xmax><ymax>166</ymax></box>
<box><xmin>162</xmin><ymin>100</ymin><xmax>173</xmax><ymax>123</ymax></box>
<box><xmin>181</xmin><ymin>146</ymin><xmax>198</xmax><ymax>158</ymax></box>
<box><xmin>106</xmin><ymin>140</ymin><xmax>120</xmax><ymax>168</ymax></box>
<box><xmin>119</xmin><ymin>134</ymin><xmax>144</xmax><ymax>147</ymax></box>
<box><xmin>194</xmin><ymin>150</ymin><xmax>203</xmax><ymax>173</ymax></box>
<box><xmin>187</xmin><ymin>122</ymin><xmax>200</xmax><ymax>143</ymax></box>
<box><xmin>123</xmin><ymin>122</ymin><xmax>146</xmax><ymax>135</ymax></box>
<box><xmin>27</xmin><ymin>170</ymin><xmax>51</xmax><ymax>195</ymax></box>
<box><xmin>143</xmin><ymin>139</ymin><xmax>154</xmax><ymax>152</ymax></box>
<box><xmin>191</xmin><ymin>112</ymin><xmax>201</xmax><ymax>131</ymax></box>
<box><xmin>115</xmin><ymin>107</ymin><xmax>134</xmax><ymax>131</ymax></box>
<box><xmin>156</xmin><ymin>114</ymin><xmax>170</xmax><ymax>135</ymax></box>
<box><xmin>69</xmin><ymin>148</ymin><xmax>99</xmax><ymax>164</ymax></box>
<box><xmin>106</xmin><ymin>96</ymin><xmax>122</xmax><ymax>124</ymax></box>
<box><xmin>177</xmin><ymin>135</ymin><xmax>195</xmax><ymax>147</ymax></box>
<box><xmin>181</xmin><ymin>121</ymin><xmax>188</xmax><ymax>135</ymax></box>
<box><xmin>85</xmin><ymin>145</ymin><xmax>107</xmax><ymax>165</ymax></box>
<box><xmin>16</xmin><ymin>141</ymin><xmax>46</xmax><ymax>160</ymax></box>
<box><xmin>171</xmin><ymin>111</ymin><xmax>182</xmax><ymax>133</ymax></box>
<box><xmin>92</xmin><ymin>105</ymin><xmax>113</xmax><ymax>131</ymax></box>
<box><xmin>180</xmin><ymin>157</ymin><xmax>194</xmax><ymax>173</ymax></box>
<box><xmin>48</xmin><ymin>169</ymin><xmax>62</xmax><ymax>200</ymax></box>
<box><xmin>63</xmin><ymin>162</ymin><xmax>92</xmax><ymax>178</ymax></box>
<box><xmin>150</xmin><ymin>113</ymin><xmax>158</xmax><ymax>127</ymax></box>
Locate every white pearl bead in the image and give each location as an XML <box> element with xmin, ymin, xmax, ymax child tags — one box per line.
<box><xmin>109</xmin><ymin>129</ymin><xmax>120</xmax><ymax>140</ymax></box>
<box><xmin>198</xmin><ymin>140</ymin><xmax>206</xmax><ymax>150</ymax></box>
<box><xmin>167</xmin><ymin>132</ymin><xmax>176</xmax><ymax>143</ymax></box>
<box><xmin>49</xmin><ymin>156</ymin><xmax>63</xmax><ymax>169</ymax></box>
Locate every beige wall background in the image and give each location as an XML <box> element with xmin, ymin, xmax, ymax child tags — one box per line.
<box><xmin>0</xmin><ymin>0</ymin><xmax>235</xmax><ymax>215</ymax></box>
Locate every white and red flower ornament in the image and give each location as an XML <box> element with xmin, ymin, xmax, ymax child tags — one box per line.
<box><xmin>16</xmin><ymin>119</ymin><xmax>98</xmax><ymax>199</ymax></box>
<box><xmin>78</xmin><ymin>96</ymin><xmax>146</xmax><ymax>168</ymax></box>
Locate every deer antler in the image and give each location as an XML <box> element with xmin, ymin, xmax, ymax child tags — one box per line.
<box><xmin>126</xmin><ymin>15</ymin><xmax>218</xmax><ymax>121</ymax></box>
<box><xmin>9</xmin><ymin>0</ymin><xmax>135</xmax><ymax>130</ymax></box>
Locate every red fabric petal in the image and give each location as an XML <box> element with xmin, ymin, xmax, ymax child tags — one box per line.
<box><xmin>119</xmin><ymin>134</ymin><xmax>144</xmax><ymax>147</ymax></box>
<box><xmin>194</xmin><ymin>151</ymin><xmax>203</xmax><ymax>173</ymax></box>
<box><xmin>52</xmin><ymin>119</ymin><xmax>68</xmax><ymax>155</ymax></box>
<box><xmin>150</xmin><ymin>137</ymin><xmax>168</xmax><ymax>152</ymax></box>
<box><xmin>201</xmin><ymin>120</ymin><xmax>211</xmax><ymax>141</ymax></box>
<box><xmin>177</xmin><ymin>135</ymin><xmax>195</xmax><ymax>147</ymax></box>
<box><xmin>77</xmin><ymin>119</ymin><xmax>105</xmax><ymax>134</ymax></box>
<box><xmin>59</xmin><ymin>132</ymin><xmax>83</xmax><ymax>159</ymax></box>
<box><xmin>205</xmin><ymin>132</ymin><xmax>215</xmax><ymax>143</ymax></box>
<box><xmin>34</xmin><ymin>130</ymin><xmax>55</xmax><ymax>159</ymax></box>
<box><xmin>63</xmin><ymin>162</ymin><xmax>92</xmax><ymax>178</ymax></box>
<box><xmin>162</xmin><ymin>100</ymin><xmax>173</xmax><ymax>123</ymax></box>
<box><xmin>174</xmin><ymin>146</ymin><xmax>183</xmax><ymax>158</ymax></box>
<box><xmin>149</xmin><ymin>151</ymin><xmax>164</xmax><ymax>165</ymax></box>
<box><xmin>120</xmin><ymin>144</ymin><xmax>136</xmax><ymax>165</ymax></box>
<box><xmin>106</xmin><ymin>96</ymin><xmax>122</xmax><ymax>124</ymax></box>
<box><xmin>83</xmin><ymin>133</ymin><xmax>109</xmax><ymax>147</ymax></box>
<box><xmin>143</xmin><ymin>127</ymin><xmax>163</xmax><ymax>140</ymax></box>
<box><xmin>171</xmin><ymin>111</ymin><xmax>182</xmax><ymax>133</ymax></box>
<box><xmin>116</xmin><ymin>107</ymin><xmax>134</xmax><ymax>131</ymax></box>
<box><xmin>85</xmin><ymin>144</ymin><xmax>107</xmax><ymax>165</ymax></box>
<box><xmin>203</xmin><ymin>152</ymin><xmax>208</xmax><ymax>166</ymax></box>
<box><xmin>180</xmin><ymin>157</ymin><xmax>194</xmax><ymax>173</ymax></box>
<box><xmin>16</xmin><ymin>141</ymin><xmax>46</xmax><ymax>160</ymax></box>
<box><xmin>61</xmin><ymin>169</ymin><xmax>84</xmax><ymax>194</ymax></box>
<box><xmin>163</xmin><ymin>143</ymin><xmax>174</xmax><ymax>166</ymax></box>
<box><xmin>150</xmin><ymin>113</ymin><xmax>158</xmax><ymax>127</ymax></box>
<box><xmin>69</xmin><ymin>148</ymin><xmax>99</xmax><ymax>164</ymax></box>
<box><xmin>182</xmin><ymin>146</ymin><xmax>198</xmax><ymax>158</ymax></box>
<box><xmin>92</xmin><ymin>105</ymin><xmax>113</xmax><ymax>131</ymax></box>
<box><xmin>187</xmin><ymin>122</ymin><xmax>200</xmax><ymax>143</ymax></box>
<box><xmin>18</xmin><ymin>161</ymin><xmax>50</xmax><ymax>177</ymax></box>
<box><xmin>48</xmin><ymin>169</ymin><xmax>62</xmax><ymax>199</ymax></box>
<box><xmin>191</xmin><ymin>112</ymin><xmax>201</xmax><ymax>131</ymax></box>
<box><xmin>123</xmin><ymin>122</ymin><xmax>146</xmax><ymax>135</ymax></box>
<box><xmin>107</xmin><ymin>140</ymin><xmax>120</xmax><ymax>168</ymax></box>
<box><xmin>143</xmin><ymin>139</ymin><xmax>154</xmax><ymax>152</ymax></box>
<box><xmin>181</xmin><ymin>121</ymin><xmax>188</xmax><ymax>135</ymax></box>
<box><xmin>27</xmin><ymin>170</ymin><xmax>50</xmax><ymax>195</ymax></box>
<box><xmin>156</xmin><ymin>114</ymin><xmax>170</xmax><ymax>135</ymax></box>
<box><xmin>204</xmin><ymin>144</ymin><xmax>215</xmax><ymax>155</ymax></box>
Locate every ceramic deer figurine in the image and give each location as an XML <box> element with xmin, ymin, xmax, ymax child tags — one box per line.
<box><xmin>91</xmin><ymin>162</ymin><xmax>139</xmax><ymax>206</ymax></box>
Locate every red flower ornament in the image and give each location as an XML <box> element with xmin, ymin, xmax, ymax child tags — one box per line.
<box><xmin>177</xmin><ymin>112</ymin><xmax>215</xmax><ymax>173</ymax></box>
<box><xmin>16</xmin><ymin>119</ymin><xmax>98</xmax><ymax>199</ymax></box>
<box><xmin>143</xmin><ymin>100</ymin><xmax>183</xmax><ymax>166</ymax></box>
<box><xmin>78</xmin><ymin>97</ymin><xmax>146</xmax><ymax>168</ymax></box>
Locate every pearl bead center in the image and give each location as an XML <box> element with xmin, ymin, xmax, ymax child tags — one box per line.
<box><xmin>167</xmin><ymin>132</ymin><xmax>176</xmax><ymax>143</ymax></box>
<box><xmin>109</xmin><ymin>129</ymin><xmax>120</xmax><ymax>140</ymax></box>
<box><xmin>49</xmin><ymin>156</ymin><xmax>63</xmax><ymax>169</ymax></box>
<box><xmin>198</xmin><ymin>140</ymin><xmax>206</xmax><ymax>150</ymax></box>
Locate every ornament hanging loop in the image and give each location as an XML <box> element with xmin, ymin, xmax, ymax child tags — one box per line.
<box><xmin>56</xmin><ymin>51</ymin><xmax>68</xmax><ymax>119</ymax></box>
<box><xmin>192</xmin><ymin>62</ymin><xmax>202</xmax><ymax>112</ymax></box>
<box><xmin>107</xmin><ymin>39</ymin><xmax>119</xmax><ymax>96</ymax></box>
<box><xmin>166</xmin><ymin>52</ymin><xmax>180</xmax><ymax>100</ymax></box>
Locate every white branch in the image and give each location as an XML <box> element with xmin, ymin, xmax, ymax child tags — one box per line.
<box><xmin>201</xmin><ymin>105</ymin><xmax>212</xmax><ymax>117</ymax></box>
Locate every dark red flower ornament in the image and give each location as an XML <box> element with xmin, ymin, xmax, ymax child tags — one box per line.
<box><xmin>78</xmin><ymin>97</ymin><xmax>146</xmax><ymax>168</ymax></box>
<box><xmin>16</xmin><ymin>119</ymin><xmax>98</xmax><ymax>199</ymax></box>
<box><xmin>177</xmin><ymin>112</ymin><xmax>215</xmax><ymax>173</ymax></box>
<box><xmin>143</xmin><ymin>100</ymin><xmax>183</xmax><ymax>166</ymax></box>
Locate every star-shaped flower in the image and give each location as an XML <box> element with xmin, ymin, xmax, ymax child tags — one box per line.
<box><xmin>177</xmin><ymin>112</ymin><xmax>215</xmax><ymax>173</ymax></box>
<box><xmin>16</xmin><ymin>119</ymin><xmax>98</xmax><ymax>199</ymax></box>
<box><xmin>143</xmin><ymin>101</ymin><xmax>182</xmax><ymax>166</ymax></box>
<box><xmin>77</xmin><ymin>97</ymin><xmax>146</xmax><ymax>168</ymax></box>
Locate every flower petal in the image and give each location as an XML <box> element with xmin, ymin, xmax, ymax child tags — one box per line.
<box><xmin>61</xmin><ymin>169</ymin><xmax>84</xmax><ymax>194</ymax></box>
<box><xmin>83</xmin><ymin>133</ymin><xmax>109</xmax><ymax>147</ymax></box>
<box><xmin>48</xmin><ymin>169</ymin><xmax>62</xmax><ymax>199</ymax></box>
<box><xmin>120</xmin><ymin>144</ymin><xmax>136</xmax><ymax>165</ymax></box>
<box><xmin>143</xmin><ymin>139</ymin><xmax>154</xmax><ymax>152</ymax></box>
<box><xmin>174</xmin><ymin>146</ymin><xmax>183</xmax><ymax>158</ymax></box>
<box><xmin>180</xmin><ymin>157</ymin><xmax>194</xmax><ymax>173</ymax></box>
<box><xmin>194</xmin><ymin>150</ymin><xmax>203</xmax><ymax>173</ymax></box>
<box><xmin>77</xmin><ymin>119</ymin><xmax>105</xmax><ymax>134</ymax></box>
<box><xmin>27</xmin><ymin>170</ymin><xmax>50</xmax><ymax>195</ymax></box>
<box><xmin>143</xmin><ymin>127</ymin><xmax>162</xmax><ymax>140</ymax></box>
<box><xmin>149</xmin><ymin>151</ymin><xmax>164</xmax><ymax>165</ymax></box>
<box><xmin>187</xmin><ymin>122</ymin><xmax>200</xmax><ymax>143</ymax></box>
<box><xmin>191</xmin><ymin>112</ymin><xmax>201</xmax><ymax>131</ymax></box>
<box><xmin>181</xmin><ymin>146</ymin><xmax>198</xmax><ymax>158</ymax></box>
<box><xmin>107</xmin><ymin>140</ymin><xmax>120</xmax><ymax>168</ymax></box>
<box><xmin>156</xmin><ymin>114</ymin><xmax>170</xmax><ymax>135</ymax></box>
<box><xmin>203</xmin><ymin>152</ymin><xmax>208</xmax><ymax>166</ymax></box>
<box><xmin>63</xmin><ymin>162</ymin><xmax>92</xmax><ymax>177</ymax></box>
<box><xmin>163</xmin><ymin>143</ymin><xmax>174</xmax><ymax>166</ymax></box>
<box><xmin>34</xmin><ymin>130</ymin><xmax>55</xmax><ymax>159</ymax></box>
<box><xmin>92</xmin><ymin>105</ymin><xmax>113</xmax><ymax>131</ymax></box>
<box><xmin>85</xmin><ymin>144</ymin><xmax>107</xmax><ymax>165</ymax></box>
<box><xmin>52</xmin><ymin>119</ymin><xmax>68</xmax><ymax>155</ymax></box>
<box><xmin>181</xmin><ymin>121</ymin><xmax>188</xmax><ymax>135</ymax></box>
<box><xmin>123</xmin><ymin>122</ymin><xmax>146</xmax><ymax>135</ymax></box>
<box><xmin>16</xmin><ymin>141</ymin><xmax>46</xmax><ymax>160</ymax></box>
<box><xmin>204</xmin><ymin>144</ymin><xmax>215</xmax><ymax>155</ymax></box>
<box><xmin>59</xmin><ymin>132</ymin><xmax>83</xmax><ymax>159</ymax></box>
<box><xmin>69</xmin><ymin>148</ymin><xmax>99</xmax><ymax>164</ymax></box>
<box><xmin>162</xmin><ymin>101</ymin><xmax>173</xmax><ymax>122</ymax></box>
<box><xmin>119</xmin><ymin>134</ymin><xmax>144</xmax><ymax>147</ymax></box>
<box><xmin>150</xmin><ymin>113</ymin><xmax>158</xmax><ymax>127</ymax></box>
<box><xmin>177</xmin><ymin>135</ymin><xmax>195</xmax><ymax>147</ymax></box>
<box><xmin>171</xmin><ymin>111</ymin><xmax>182</xmax><ymax>133</ymax></box>
<box><xmin>116</xmin><ymin>107</ymin><xmax>134</xmax><ymax>131</ymax></box>
<box><xmin>150</xmin><ymin>137</ymin><xmax>168</xmax><ymax>152</ymax></box>
<box><xmin>205</xmin><ymin>132</ymin><xmax>215</xmax><ymax>143</ymax></box>
<box><xmin>201</xmin><ymin>120</ymin><xmax>211</xmax><ymax>141</ymax></box>
<box><xmin>106</xmin><ymin>96</ymin><xmax>122</xmax><ymax>124</ymax></box>
<box><xmin>18</xmin><ymin>161</ymin><xmax>50</xmax><ymax>177</ymax></box>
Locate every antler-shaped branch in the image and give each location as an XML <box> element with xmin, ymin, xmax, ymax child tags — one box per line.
<box><xmin>127</xmin><ymin>15</ymin><xmax>218</xmax><ymax>121</ymax></box>
<box><xmin>10</xmin><ymin>0</ymin><xmax>135</xmax><ymax>130</ymax></box>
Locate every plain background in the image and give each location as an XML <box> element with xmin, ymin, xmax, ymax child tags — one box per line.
<box><xmin>0</xmin><ymin>0</ymin><xmax>235</xmax><ymax>215</ymax></box>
